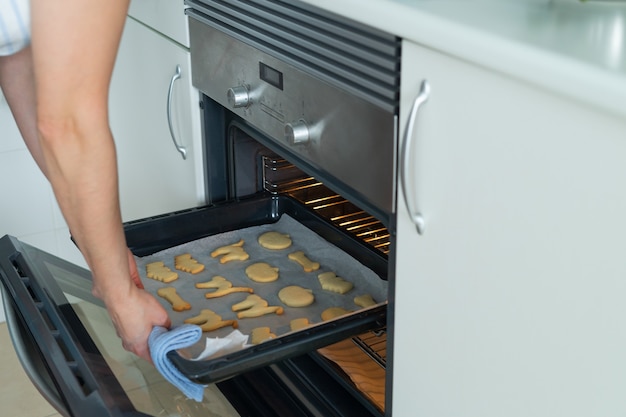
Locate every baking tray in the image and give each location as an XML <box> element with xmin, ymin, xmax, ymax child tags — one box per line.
<box><xmin>124</xmin><ymin>194</ymin><xmax>387</xmax><ymax>384</ymax></box>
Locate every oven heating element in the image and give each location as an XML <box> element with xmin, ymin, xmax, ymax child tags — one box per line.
<box><xmin>262</xmin><ymin>156</ymin><xmax>391</xmax><ymax>255</ymax></box>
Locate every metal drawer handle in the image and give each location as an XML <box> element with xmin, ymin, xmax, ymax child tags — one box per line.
<box><xmin>167</xmin><ymin>65</ymin><xmax>187</xmax><ymax>160</ymax></box>
<box><xmin>400</xmin><ymin>80</ymin><xmax>430</xmax><ymax>234</ymax></box>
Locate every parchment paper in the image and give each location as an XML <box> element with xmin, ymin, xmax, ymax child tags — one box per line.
<box><xmin>137</xmin><ymin>214</ymin><xmax>387</xmax><ymax>359</ymax></box>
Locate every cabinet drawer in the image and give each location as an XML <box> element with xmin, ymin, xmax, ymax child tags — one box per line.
<box><xmin>128</xmin><ymin>0</ymin><xmax>189</xmax><ymax>47</ymax></box>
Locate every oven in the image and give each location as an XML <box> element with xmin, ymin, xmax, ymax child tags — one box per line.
<box><xmin>0</xmin><ymin>1</ymin><xmax>401</xmax><ymax>416</ymax></box>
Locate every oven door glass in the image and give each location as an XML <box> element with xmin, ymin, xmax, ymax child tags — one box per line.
<box><xmin>0</xmin><ymin>235</ymin><xmax>239</xmax><ymax>417</ymax></box>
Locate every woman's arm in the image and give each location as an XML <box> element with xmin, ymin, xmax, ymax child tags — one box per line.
<box><xmin>26</xmin><ymin>0</ymin><xmax>171</xmax><ymax>361</ymax></box>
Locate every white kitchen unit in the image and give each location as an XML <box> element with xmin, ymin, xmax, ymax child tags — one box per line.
<box><xmin>128</xmin><ymin>0</ymin><xmax>190</xmax><ymax>46</ymax></box>
<box><xmin>395</xmin><ymin>40</ymin><xmax>626</xmax><ymax>417</ymax></box>
<box><xmin>109</xmin><ymin>1</ymin><xmax>204</xmax><ymax>222</ymax></box>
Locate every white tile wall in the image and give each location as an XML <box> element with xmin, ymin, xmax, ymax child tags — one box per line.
<box><xmin>0</xmin><ymin>90</ymin><xmax>24</xmax><ymax>152</ymax></box>
<box><xmin>0</xmin><ymin>91</ymin><xmax>87</xmax><ymax>322</ymax></box>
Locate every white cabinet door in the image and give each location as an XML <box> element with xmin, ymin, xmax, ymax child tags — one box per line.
<box><xmin>394</xmin><ymin>41</ymin><xmax>626</xmax><ymax>417</ymax></box>
<box><xmin>128</xmin><ymin>0</ymin><xmax>189</xmax><ymax>47</ymax></box>
<box><xmin>110</xmin><ymin>17</ymin><xmax>204</xmax><ymax>222</ymax></box>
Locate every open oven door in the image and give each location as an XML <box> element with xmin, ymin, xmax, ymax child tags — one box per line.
<box><xmin>0</xmin><ymin>235</ymin><xmax>243</xmax><ymax>417</ymax></box>
<box><xmin>0</xmin><ymin>235</ymin><xmax>150</xmax><ymax>417</ymax></box>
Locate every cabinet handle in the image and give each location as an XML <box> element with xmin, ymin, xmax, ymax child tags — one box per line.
<box><xmin>167</xmin><ymin>65</ymin><xmax>187</xmax><ymax>160</ymax></box>
<box><xmin>400</xmin><ymin>80</ymin><xmax>430</xmax><ymax>234</ymax></box>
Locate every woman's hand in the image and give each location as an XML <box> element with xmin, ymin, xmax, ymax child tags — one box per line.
<box><xmin>105</xmin><ymin>286</ymin><xmax>171</xmax><ymax>363</ymax></box>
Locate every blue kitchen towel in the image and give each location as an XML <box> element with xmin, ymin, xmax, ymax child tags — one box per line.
<box><xmin>149</xmin><ymin>324</ymin><xmax>206</xmax><ymax>402</ymax></box>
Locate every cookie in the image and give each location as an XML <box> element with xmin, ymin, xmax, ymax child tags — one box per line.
<box><xmin>174</xmin><ymin>253</ymin><xmax>205</xmax><ymax>274</ymax></box>
<box><xmin>288</xmin><ymin>251</ymin><xmax>320</xmax><ymax>272</ymax></box>
<box><xmin>258</xmin><ymin>231</ymin><xmax>292</xmax><ymax>250</ymax></box>
<box><xmin>157</xmin><ymin>287</ymin><xmax>191</xmax><ymax>312</ymax></box>
<box><xmin>289</xmin><ymin>318</ymin><xmax>310</xmax><ymax>332</ymax></box>
<box><xmin>184</xmin><ymin>309</ymin><xmax>238</xmax><ymax>332</ymax></box>
<box><xmin>278</xmin><ymin>285</ymin><xmax>315</xmax><ymax>307</ymax></box>
<box><xmin>250</xmin><ymin>327</ymin><xmax>276</xmax><ymax>344</ymax></box>
<box><xmin>321</xmin><ymin>307</ymin><xmax>350</xmax><ymax>321</ymax></box>
<box><xmin>318</xmin><ymin>271</ymin><xmax>353</xmax><ymax>294</ymax></box>
<box><xmin>146</xmin><ymin>261</ymin><xmax>178</xmax><ymax>283</ymax></box>
<box><xmin>211</xmin><ymin>239</ymin><xmax>250</xmax><ymax>264</ymax></box>
<box><xmin>354</xmin><ymin>294</ymin><xmax>377</xmax><ymax>308</ymax></box>
<box><xmin>245</xmin><ymin>262</ymin><xmax>279</xmax><ymax>283</ymax></box>
<box><xmin>231</xmin><ymin>294</ymin><xmax>284</xmax><ymax>319</ymax></box>
<box><xmin>195</xmin><ymin>275</ymin><xmax>254</xmax><ymax>298</ymax></box>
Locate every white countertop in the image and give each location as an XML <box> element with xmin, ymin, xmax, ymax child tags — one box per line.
<box><xmin>300</xmin><ymin>0</ymin><xmax>626</xmax><ymax>118</ymax></box>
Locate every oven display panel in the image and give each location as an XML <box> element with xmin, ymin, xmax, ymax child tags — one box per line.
<box><xmin>259</xmin><ymin>62</ymin><xmax>283</xmax><ymax>90</ymax></box>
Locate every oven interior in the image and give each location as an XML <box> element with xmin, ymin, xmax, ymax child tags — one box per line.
<box><xmin>203</xmin><ymin>109</ymin><xmax>390</xmax><ymax>414</ymax></box>
<box><xmin>228</xmin><ymin>123</ymin><xmax>391</xmax><ymax>257</ymax></box>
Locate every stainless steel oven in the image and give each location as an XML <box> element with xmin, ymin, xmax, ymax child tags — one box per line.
<box><xmin>0</xmin><ymin>1</ymin><xmax>400</xmax><ymax>416</ymax></box>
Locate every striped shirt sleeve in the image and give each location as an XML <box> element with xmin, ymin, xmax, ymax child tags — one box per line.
<box><xmin>0</xmin><ymin>0</ymin><xmax>30</xmax><ymax>56</ymax></box>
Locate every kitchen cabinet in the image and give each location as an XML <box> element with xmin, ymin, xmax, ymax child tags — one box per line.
<box><xmin>128</xmin><ymin>0</ymin><xmax>189</xmax><ymax>47</ymax></box>
<box><xmin>394</xmin><ymin>40</ymin><xmax>626</xmax><ymax>417</ymax></box>
<box><xmin>109</xmin><ymin>13</ymin><xmax>204</xmax><ymax>222</ymax></box>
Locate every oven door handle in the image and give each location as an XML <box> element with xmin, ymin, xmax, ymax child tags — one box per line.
<box><xmin>167</xmin><ymin>64</ymin><xmax>188</xmax><ymax>160</ymax></box>
<box><xmin>400</xmin><ymin>79</ymin><xmax>430</xmax><ymax>235</ymax></box>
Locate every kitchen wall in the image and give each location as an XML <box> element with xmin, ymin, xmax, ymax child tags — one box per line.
<box><xmin>0</xmin><ymin>90</ymin><xmax>87</xmax><ymax>322</ymax></box>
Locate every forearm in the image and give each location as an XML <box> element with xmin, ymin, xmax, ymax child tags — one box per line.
<box><xmin>39</xmin><ymin>118</ymin><xmax>131</xmax><ymax>302</ymax></box>
<box><xmin>30</xmin><ymin>0</ymin><xmax>132</xmax><ymax>303</ymax></box>
<box><xmin>13</xmin><ymin>0</ymin><xmax>172</xmax><ymax>363</ymax></box>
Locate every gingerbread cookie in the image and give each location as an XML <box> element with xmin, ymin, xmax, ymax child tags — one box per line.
<box><xmin>321</xmin><ymin>307</ymin><xmax>350</xmax><ymax>321</ymax></box>
<box><xmin>258</xmin><ymin>231</ymin><xmax>292</xmax><ymax>250</ymax></box>
<box><xmin>354</xmin><ymin>294</ymin><xmax>377</xmax><ymax>308</ymax></box>
<box><xmin>318</xmin><ymin>271</ymin><xmax>353</xmax><ymax>294</ymax></box>
<box><xmin>288</xmin><ymin>251</ymin><xmax>320</xmax><ymax>272</ymax></box>
<box><xmin>211</xmin><ymin>239</ymin><xmax>250</xmax><ymax>264</ymax></box>
<box><xmin>184</xmin><ymin>309</ymin><xmax>238</xmax><ymax>332</ymax></box>
<box><xmin>231</xmin><ymin>295</ymin><xmax>283</xmax><ymax>319</ymax></box>
<box><xmin>146</xmin><ymin>261</ymin><xmax>178</xmax><ymax>283</ymax></box>
<box><xmin>196</xmin><ymin>276</ymin><xmax>254</xmax><ymax>298</ymax></box>
<box><xmin>250</xmin><ymin>327</ymin><xmax>276</xmax><ymax>344</ymax></box>
<box><xmin>157</xmin><ymin>287</ymin><xmax>191</xmax><ymax>312</ymax></box>
<box><xmin>289</xmin><ymin>318</ymin><xmax>311</xmax><ymax>332</ymax></box>
<box><xmin>245</xmin><ymin>262</ymin><xmax>279</xmax><ymax>283</ymax></box>
<box><xmin>278</xmin><ymin>285</ymin><xmax>315</xmax><ymax>307</ymax></box>
<box><xmin>174</xmin><ymin>253</ymin><xmax>205</xmax><ymax>274</ymax></box>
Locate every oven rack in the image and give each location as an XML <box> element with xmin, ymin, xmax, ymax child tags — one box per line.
<box><xmin>314</xmin><ymin>329</ymin><xmax>387</xmax><ymax>413</ymax></box>
<box><xmin>263</xmin><ymin>156</ymin><xmax>390</xmax><ymax>255</ymax></box>
<box><xmin>354</xmin><ymin>330</ymin><xmax>387</xmax><ymax>368</ymax></box>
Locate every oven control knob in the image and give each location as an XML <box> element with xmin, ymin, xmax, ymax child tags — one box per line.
<box><xmin>285</xmin><ymin>120</ymin><xmax>310</xmax><ymax>145</ymax></box>
<box><xmin>227</xmin><ymin>86</ymin><xmax>250</xmax><ymax>108</ymax></box>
